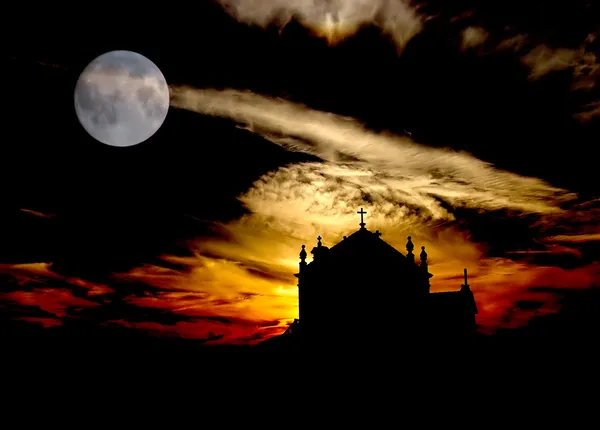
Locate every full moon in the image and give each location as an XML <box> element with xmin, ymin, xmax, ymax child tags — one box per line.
<box><xmin>74</xmin><ymin>50</ymin><xmax>169</xmax><ymax>147</ymax></box>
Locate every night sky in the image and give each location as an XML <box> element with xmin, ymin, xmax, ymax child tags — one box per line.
<box><xmin>3</xmin><ymin>0</ymin><xmax>599</xmax><ymax>349</ymax></box>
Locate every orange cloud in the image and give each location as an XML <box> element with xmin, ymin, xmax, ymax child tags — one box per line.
<box><xmin>106</xmin><ymin>229</ymin><xmax>600</xmax><ymax>340</ymax></box>
<box><xmin>114</xmin><ymin>254</ymin><xmax>297</xmax><ymax>342</ymax></box>
<box><xmin>468</xmin><ymin>261</ymin><xmax>600</xmax><ymax>332</ymax></box>
<box><xmin>0</xmin><ymin>262</ymin><xmax>114</xmax><ymax>296</ymax></box>
<box><xmin>1</xmin><ymin>289</ymin><xmax>98</xmax><ymax>318</ymax></box>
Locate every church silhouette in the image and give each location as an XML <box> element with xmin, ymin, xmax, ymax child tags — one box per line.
<box><xmin>261</xmin><ymin>209</ymin><xmax>478</xmax><ymax>350</ymax></box>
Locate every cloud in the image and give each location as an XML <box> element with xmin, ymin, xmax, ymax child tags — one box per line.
<box><xmin>574</xmin><ymin>101</ymin><xmax>600</xmax><ymax>122</ymax></box>
<box><xmin>110</xmin><ymin>317</ymin><xmax>284</xmax><ymax>344</ymax></box>
<box><xmin>465</xmin><ymin>259</ymin><xmax>600</xmax><ymax>333</ymax></box>
<box><xmin>522</xmin><ymin>45</ymin><xmax>580</xmax><ymax>78</ymax></box>
<box><xmin>476</xmin><ymin>27</ymin><xmax>599</xmax><ymax>124</ymax></box>
<box><xmin>497</xmin><ymin>34</ymin><xmax>529</xmax><ymax>52</ymax></box>
<box><xmin>514</xmin><ymin>33</ymin><xmax>600</xmax><ymax>99</ymax></box>
<box><xmin>0</xmin><ymin>262</ymin><xmax>114</xmax><ymax>296</ymax></box>
<box><xmin>461</xmin><ymin>26</ymin><xmax>488</xmax><ymax>51</ymax></box>
<box><xmin>507</xmin><ymin>244</ymin><xmax>582</xmax><ymax>259</ymax></box>
<box><xmin>545</xmin><ymin>233</ymin><xmax>600</xmax><ymax>243</ymax></box>
<box><xmin>217</xmin><ymin>0</ymin><xmax>424</xmax><ymax>48</ymax></box>
<box><xmin>170</xmin><ymin>86</ymin><xmax>576</xmax><ymax>219</ymax></box>
<box><xmin>0</xmin><ymin>257</ymin><xmax>294</xmax><ymax>344</ymax></box>
<box><xmin>19</xmin><ymin>208</ymin><xmax>55</xmax><ymax>219</ymax></box>
<box><xmin>0</xmin><ymin>263</ymin><xmax>117</xmax><ymax>327</ymax></box>
<box><xmin>532</xmin><ymin>198</ymin><xmax>600</xmax><ymax>237</ymax></box>
<box><xmin>1</xmin><ymin>289</ymin><xmax>99</xmax><ymax>319</ymax></box>
<box><xmin>113</xmin><ymin>252</ymin><xmax>297</xmax><ymax>342</ymax></box>
<box><xmin>16</xmin><ymin>317</ymin><xmax>63</xmax><ymax>328</ymax></box>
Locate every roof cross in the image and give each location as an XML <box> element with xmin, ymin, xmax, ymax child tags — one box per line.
<box><xmin>357</xmin><ymin>208</ymin><xmax>367</xmax><ymax>229</ymax></box>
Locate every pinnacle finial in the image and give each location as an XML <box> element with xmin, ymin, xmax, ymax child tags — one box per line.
<box><xmin>406</xmin><ymin>236</ymin><xmax>414</xmax><ymax>254</ymax></box>
<box><xmin>461</xmin><ymin>268</ymin><xmax>470</xmax><ymax>290</ymax></box>
<box><xmin>299</xmin><ymin>244</ymin><xmax>307</xmax><ymax>262</ymax></box>
<box><xmin>420</xmin><ymin>245</ymin><xmax>428</xmax><ymax>263</ymax></box>
<box><xmin>317</xmin><ymin>236</ymin><xmax>322</xmax><ymax>247</ymax></box>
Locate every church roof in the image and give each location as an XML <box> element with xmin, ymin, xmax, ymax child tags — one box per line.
<box><xmin>330</xmin><ymin>227</ymin><xmax>403</xmax><ymax>258</ymax></box>
<box><xmin>305</xmin><ymin>226</ymin><xmax>413</xmax><ymax>271</ymax></box>
<box><xmin>430</xmin><ymin>291</ymin><xmax>478</xmax><ymax>315</ymax></box>
<box><xmin>297</xmin><ymin>209</ymin><xmax>433</xmax><ymax>279</ymax></box>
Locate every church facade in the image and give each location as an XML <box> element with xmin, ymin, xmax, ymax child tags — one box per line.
<box><xmin>274</xmin><ymin>209</ymin><xmax>478</xmax><ymax>347</ymax></box>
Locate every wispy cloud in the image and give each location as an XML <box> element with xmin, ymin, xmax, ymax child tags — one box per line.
<box><xmin>171</xmin><ymin>86</ymin><xmax>575</xmax><ymax>218</ymax></box>
<box><xmin>574</xmin><ymin>101</ymin><xmax>600</xmax><ymax>122</ymax></box>
<box><xmin>505</xmin><ymin>33</ymin><xmax>600</xmax><ymax>112</ymax></box>
<box><xmin>19</xmin><ymin>208</ymin><xmax>55</xmax><ymax>219</ymax></box>
<box><xmin>521</xmin><ymin>45</ymin><xmax>580</xmax><ymax>78</ymax></box>
<box><xmin>545</xmin><ymin>233</ymin><xmax>600</xmax><ymax>243</ymax></box>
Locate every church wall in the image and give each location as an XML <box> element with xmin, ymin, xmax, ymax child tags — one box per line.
<box><xmin>299</xmin><ymin>264</ymin><xmax>437</xmax><ymax>341</ymax></box>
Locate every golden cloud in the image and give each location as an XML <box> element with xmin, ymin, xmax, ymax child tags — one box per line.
<box><xmin>218</xmin><ymin>0</ymin><xmax>424</xmax><ymax>48</ymax></box>
<box><xmin>115</xmin><ymin>253</ymin><xmax>298</xmax><ymax>328</ymax></box>
<box><xmin>170</xmin><ymin>85</ymin><xmax>576</xmax><ymax>219</ymax></box>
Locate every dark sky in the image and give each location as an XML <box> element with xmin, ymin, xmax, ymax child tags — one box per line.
<box><xmin>2</xmin><ymin>0</ymin><xmax>599</xmax><ymax>348</ymax></box>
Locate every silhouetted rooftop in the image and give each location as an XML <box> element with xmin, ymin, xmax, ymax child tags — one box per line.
<box><xmin>306</xmin><ymin>227</ymin><xmax>415</xmax><ymax>271</ymax></box>
<box><xmin>430</xmin><ymin>290</ymin><xmax>477</xmax><ymax>315</ymax></box>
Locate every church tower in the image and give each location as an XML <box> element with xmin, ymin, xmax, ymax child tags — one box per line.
<box><xmin>294</xmin><ymin>244</ymin><xmax>307</xmax><ymax>323</ymax></box>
